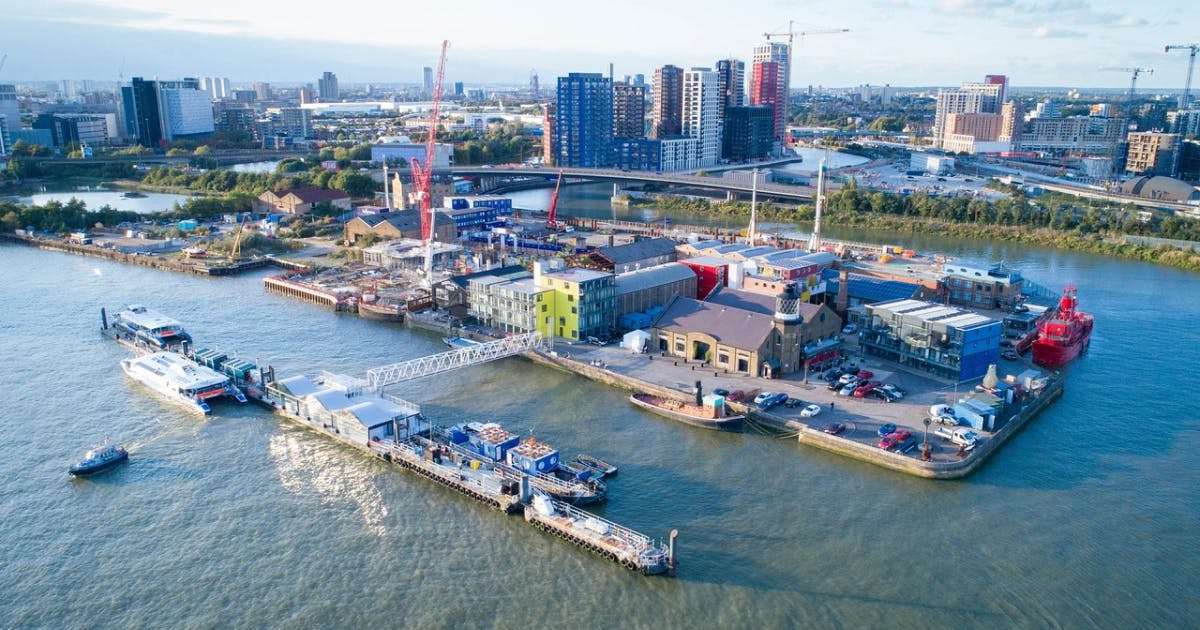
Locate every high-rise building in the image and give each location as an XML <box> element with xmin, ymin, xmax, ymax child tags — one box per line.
<box><xmin>0</xmin><ymin>83</ymin><xmax>19</xmax><ymax>150</ymax></box>
<box><xmin>299</xmin><ymin>85</ymin><xmax>314</xmax><ymax>105</ymax></box>
<box><xmin>634</xmin><ymin>74</ymin><xmax>645</xmax><ymax>88</ymax></box>
<box><xmin>650</xmin><ymin>65</ymin><xmax>683</xmax><ymax>139</ymax></box>
<box><xmin>280</xmin><ymin>107</ymin><xmax>313</xmax><ymax>139</ymax></box>
<box><xmin>612</xmin><ymin>82</ymin><xmax>646</xmax><ymax>140</ymax></box>
<box><xmin>122</xmin><ymin>77</ymin><xmax>213</xmax><ymax>147</ymax></box>
<box><xmin>716</xmin><ymin>58</ymin><xmax>745</xmax><ymax>126</ymax></box>
<box><xmin>32</xmin><ymin>114</ymin><xmax>109</xmax><ymax>148</ymax></box>
<box><xmin>984</xmin><ymin>75</ymin><xmax>1009</xmax><ymax>107</ymax></box>
<box><xmin>252</xmin><ymin>82</ymin><xmax>272</xmax><ymax>101</ymax></box>
<box><xmin>1125</xmin><ymin>132</ymin><xmax>1182</xmax><ymax>177</ymax></box>
<box><xmin>542</xmin><ymin>103</ymin><xmax>556</xmax><ymax>166</ymax></box>
<box><xmin>454</xmin><ymin>82</ymin><xmax>464</xmax><ymax>96</ymax></box>
<box><xmin>422</xmin><ymin>67</ymin><xmax>434</xmax><ymax>97</ymax></box>
<box><xmin>683</xmin><ymin>68</ymin><xmax>720</xmax><ymax>167</ymax></box>
<box><xmin>318</xmin><ymin>72</ymin><xmax>339</xmax><ymax>102</ymax></box>
<box><xmin>749</xmin><ymin>60</ymin><xmax>780</xmax><ymax>146</ymax></box>
<box><xmin>751</xmin><ymin>42</ymin><xmax>790</xmax><ymax>142</ymax></box>
<box><xmin>1168</xmin><ymin>109</ymin><xmax>1200</xmax><ymax>137</ymax></box>
<box><xmin>199</xmin><ymin>77</ymin><xmax>229</xmax><ymax>100</ymax></box>
<box><xmin>1018</xmin><ymin>116</ymin><xmax>1126</xmax><ymax>155</ymax></box>
<box><xmin>555</xmin><ymin>73</ymin><xmax>613</xmax><ymax>167</ymax></box>
<box><xmin>933</xmin><ymin>78</ymin><xmax>1005</xmax><ymax>147</ymax></box>
<box><xmin>723</xmin><ymin>105</ymin><xmax>774</xmax><ymax>162</ymax></box>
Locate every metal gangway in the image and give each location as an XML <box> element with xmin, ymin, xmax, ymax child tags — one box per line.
<box><xmin>365</xmin><ymin>332</ymin><xmax>548</xmax><ymax>391</ymax></box>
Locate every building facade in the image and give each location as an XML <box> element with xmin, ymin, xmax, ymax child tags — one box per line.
<box><xmin>555</xmin><ymin>73</ymin><xmax>613</xmax><ymax>168</ymax></box>
<box><xmin>318</xmin><ymin>72</ymin><xmax>339</xmax><ymax>102</ymax></box>
<box><xmin>683</xmin><ymin>68</ymin><xmax>721</xmax><ymax>167</ymax></box>
<box><xmin>715</xmin><ymin>58</ymin><xmax>745</xmax><ymax>126</ymax></box>
<box><xmin>859</xmin><ymin>299</ymin><xmax>1001</xmax><ymax>382</ymax></box>
<box><xmin>939</xmin><ymin>263</ymin><xmax>1024</xmax><ymax>309</ymax></box>
<box><xmin>1017</xmin><ymin>116</ymin><xmax>1125</xmax><ymax>155</ymax></box>
<box><xmin>1125</xmin><ymin>132</ymin><xmax>1182</xmax><ymax>177</ymax></box>
<box><xmin>32</xmin><ymin>114</ymin><xmax>109</xmax><ymax>148</ymax></box>
<box><xmin>722</xmin><ymin>105</ymin><xmax>773</xmax><ymax>162</ymax></box>
<box><xmin>612</xmin><ymin>82</ymin><xmax>645</xmax><ymax>140</ymax></box>
<box><xmin>650</xmin><ymin>65</ymin><xmax>683</xmax><ymax>140</ymax></box>
<box><xmin>535</xmin><ymin>261</ymin><xmax>617</xmax><ymax>341</ymax></box>
<box><xmin>751</xmin><ymin>42</ymin><xmax>789</xmax><ymax>142</ymax></box>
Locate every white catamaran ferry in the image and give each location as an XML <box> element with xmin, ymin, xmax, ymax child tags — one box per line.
<box><xmin>121</xmin><ymin>352</ymin><xmax>246</xmax><ymax>414</ymax></box>
<box><xmin>110</xmin><ymin>305</ymin><xmax>193</xmax><ymax>349</ymax></box>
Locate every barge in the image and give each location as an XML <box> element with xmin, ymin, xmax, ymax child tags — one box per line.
<box><xmin>629</xmin><ymin>392</ymin><xmax>744</xmax><ymax>432</ymax></box>
<box><xmin>525</xmin><ymin>492</ymin><xmax>675</xmax><ymax>575</ymax></box>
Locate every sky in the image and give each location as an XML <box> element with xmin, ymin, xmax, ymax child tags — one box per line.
<box><xmin>3</xmin><ymin>0</ymin><xmax>1195</xmax><ymax>90</ymax></box>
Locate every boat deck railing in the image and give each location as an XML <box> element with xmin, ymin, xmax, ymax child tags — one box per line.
<box><xmin>428</xmin><ymin>427</ymin><xmax>594</xmax><ymax>496</ymax></box>
<box><xmin>540</xmin><ymin>497</ymin><xmax>669</xmax><ymax>565</ymax></box>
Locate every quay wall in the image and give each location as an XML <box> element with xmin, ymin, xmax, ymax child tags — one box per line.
<box><xmin>0</xmin><ymin>233</ymin><xmax>291</xmax><ymax>276</ymax></box>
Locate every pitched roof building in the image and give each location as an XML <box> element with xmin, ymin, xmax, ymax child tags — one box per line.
<box><xmin>255</xmin><ymin>188</ymin><xmax>352</xmax><ymax>215</ymax></box>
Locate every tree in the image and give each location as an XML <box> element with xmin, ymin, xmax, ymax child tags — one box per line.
<box><xmin>333</xmin><ymin>172</ymin><xmax>376</xmax><ymax>198</ymax></box>
<box><xmin>193</xmin><ymin>145</ymin><xmax>213</xmax><ymax>155</ymax></box>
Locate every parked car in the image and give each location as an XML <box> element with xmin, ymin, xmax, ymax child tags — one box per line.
<box><xmin>853</xmin><ymin>383</ymin><xmax>878</xmax><ymax>398</ymax></box>
<box><xmin>929</xmin><ymin>404</ymin><xmax>953</xmax><ymax>418</ymax></box>
<box><xmin>935</xmin><ymin>414</ymin><xmax>959</xmax><ymax>426</ymax></box>
<box><xmin>951</xmin><ymin>429</ymin><xmax>981</xmax><ymax>448</ymax></box>
<box><xmin>839</xmin><ymin>373</ymin><xmax>860</xmax><ymax>385</ymax></box>
<box><xmin>822</xmin><ymin>422</ymin><xmax>845</xmax><ymax>435</ymax></box>
<box><xmin>759</xmin><ymin>392</ymin><xmax>789</xmax><ymax>410</ymax></box>
<box><xmin>868</xmin><ymin>389</ymin><xmax>897</xmax><ymax>402</ymax></box>
<box><xmin>753</xmin><ymin>391</ymin><xmax>775</xmax><ymax>406</ymax></box>
<box><xmin>801</xmin><ymin>404</ymin><xmax>823</xmax><ymax>418</ymax></box>
<box><xmin>934</xmin><ymin>426</ymin><xmax>956</xmax><ymax>441</ymax></box>
<box><xmin>842</xmin><ymin>323</ymin><xmax>858</xmax><ymax>335</ymax></box>
<box><xmin>879</xmin><ymin>384</ymin><xmax>906</xmax><ymax>398</ymax></box>
<box><xmin>713</xmin><ymin>388</ymin><xmax>730</xmax><ymax>397</ymax></box>
<box><xmin>838</xmin><ymin>383</ymin><xmax>859</xmax><ymax>396</ymax></box>
<box><xmin>857</xmin><ymin>369</ymin><xmax>875</xmax><ymax>379</ymax></box>
<box><xmin>877</xmin><ymin>423</ymin><xmax>898</xmax><ymax>438</ymax></box>
<box><xmin>826</xmin><ymin>380</ymin><xmax>844</xmax><ymax>391</ymax></box>
<box><xmin>894</xmin><ymin>435</ymin><xmax>919</xmax><ymax>454</ymax></box>
<box><xmin>726</xmin><ymin>390</ymin><xmax>745</xmax><ymax>402</ymax></box>
<box><xmin>784</xmin><ymin>397</ymin><xmax>803</xmax><ymax>408</ymax></box>
<box><xmin>879</xmin><ymin>429</ymin><xmax>913</xmax><ymax>450</ymax></box>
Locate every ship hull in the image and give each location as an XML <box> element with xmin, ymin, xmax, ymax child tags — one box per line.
<box><xmin>358</xmin><ymin>302</ymin><xmax>405</xmax><ymax>322</ymax></box>
<box><xmin>1031</xmin><ymin>335</ymin><xmax>1088</xmax><ymax>368</ymax></box>
<box><xmin>629</xmin><ymin>393</ymin><xmax>744</xmax><ymax>432</ymax></box>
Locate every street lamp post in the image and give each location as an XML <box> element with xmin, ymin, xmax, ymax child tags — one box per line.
<box><xmin>922</xmin><ymin>417</ymin><xmax>932</xmax><ymax>461</ymax></box>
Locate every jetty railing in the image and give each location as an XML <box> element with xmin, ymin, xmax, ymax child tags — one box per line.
<box><xmin>365</xmin><ymin>332</ymin><xmax>548</xmax><ymax>390</ymax></box>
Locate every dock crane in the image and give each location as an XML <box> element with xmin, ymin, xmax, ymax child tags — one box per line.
<box><xmin>1165</xmin><ymin>44</ymin><xmax>1199</xmax><ymax>109</ymax></box>
<box><xmin>228</xmin><ymin>214</ymin><xmax>252</xmax><ymax>263</ymax></box>
<box><xmin>546</xmin><ymin>169</ymin><xmax>564</xmax><ymax>230</ymax></box>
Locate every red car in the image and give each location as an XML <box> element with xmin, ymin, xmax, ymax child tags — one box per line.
<box><xmin>853</xmin><ymin>382</ymin><xmax>878</xmax><ymax>397</ymax></box>
<box><xmin>878</xmin><ymin>429</ymin><xmax>913</xmax><ymax>450</ymax></box>
<box><xmin>857</xmin><ymin>369</ymin><xmax>875</xmax><ymax>379</ymax></box>
<box><xmin>726</xmin><ymin>390</ymin><xmax>745</xmax><ymax>402</ymax></box>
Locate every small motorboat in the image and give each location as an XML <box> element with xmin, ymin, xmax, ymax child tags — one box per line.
<box><xmin>575</xmin><ymin>454</ymin><xmax>618</xmax><ymax>478</ymax></box>
<box><xmin>69</xmin><ymin>439</ymin><xmax>129</xmax><ymax>476</ymax></box>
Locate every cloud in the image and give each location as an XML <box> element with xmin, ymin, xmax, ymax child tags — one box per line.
<box><xmin>1110</xmin><ymin>15</ymin><xmax>1147</xmax><ymax>27</ymax></box>
<box><xmin>1031</xmin><ymin>26</ymin><xmax>1086</xmax><ymax>38</ymax></box>
<box><xmin>936</xmin><ymin>0</ymin><xmax>1015</xmax><ymax>13</ymax></box>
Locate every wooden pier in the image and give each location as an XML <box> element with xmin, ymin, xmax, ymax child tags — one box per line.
<box><xmin>263</xmin><ymin>275</ymin><xmax>355</xmax><ymax>311</ymax></box>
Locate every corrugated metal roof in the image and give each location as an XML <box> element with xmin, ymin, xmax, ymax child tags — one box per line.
<box><xmin>679</xmin><ymin>255</ymin><xmax>732</xmax><ymax>267</ymax></box>
<box><xmin>596</xmin><ymin>237</ymin><xmax>678</xmax><ymax>265</ymax></box>
<box><xmin>615</xmin><ymin>263</ymin><xmax>697</xmax><ymax>295</ymax></box>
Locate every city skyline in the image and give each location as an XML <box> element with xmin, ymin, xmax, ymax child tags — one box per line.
<box><xmin>5</xmin><ymin>0</ymin><xmax>1196</xmax><ymax>90</ymax></box>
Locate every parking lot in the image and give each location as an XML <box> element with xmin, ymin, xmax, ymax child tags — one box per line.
<box><xmin>551</xmin><ymin>333</ymin><xmax>1017</xmax><ymax>464</ymax></box>
<box><xmin>842</xmin><ymin>159</ymin><xmax>1010</xmax><ymax>202</ymax></box>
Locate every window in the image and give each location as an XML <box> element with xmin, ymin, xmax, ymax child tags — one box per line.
<box><xmin>674</xmin><ymin>339</ymin><xmax>685</xmax><ymax>353</ymax></box>
<box><xmin>571</xmin><ymin>307</ymin><xmax>577</xmax><ymax>314</ymax></box>
<box><xmin>718</xmin><ymin>351</ymin><xmax>730</xmax><ymax>365</ymax></box>
<box><xmin>541</xmin><ymin>304</ymin><xmax>547</xmax><ymax>312</ymax></box>
<box><xmin>567</xmin><ymin>295</ymin><xmax>574</xmax><ymax>302</ymax></box>
<box><xmin>559</xmin><ymin>317</ymin><xmax>565</xmax><ymax>326</ymax></box>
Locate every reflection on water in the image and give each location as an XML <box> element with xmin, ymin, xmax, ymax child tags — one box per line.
<box><xmin>269</xmin><ymin>432</ymin><xmax>389</xmax><ymax>537</ymax></box>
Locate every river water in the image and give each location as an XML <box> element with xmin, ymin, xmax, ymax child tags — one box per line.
<box><xmin>13</xmin><ymin>188</ymin><xmax>193</xmax><ymax>214</ymax></box>
<box><xmin>1</xmin><ymin>184</ymin><xmax>1197</xmax><ymax>627</ymax></box>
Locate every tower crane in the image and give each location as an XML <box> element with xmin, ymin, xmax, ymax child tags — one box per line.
<box><xmin>410</xmin><ymin>40</ymin><xmax>449</xmax><ymax>288</ymax></box>
<box><xmin>1165</xmin><ymin>44</ymin><xmax>1199</xmax><ymax>109</ymax></box>
<box><xmin>762</xmin><ymin>25</ymin><xmax>849</xmax><ymax>146</ymax></box>
<box><xmin>0</xmin><ymin>53</ymin><xmax>7</xmax><ymax>76</ymax></box>
<box><xmin>546</xmin><ymin>169</ymin><xmax>564</xmax><ymax>230</ymax></box>
<box><xmin>1100</xmin><ymin>67</ymin><xmax>1153</xmax><ymax>117</ymax></box>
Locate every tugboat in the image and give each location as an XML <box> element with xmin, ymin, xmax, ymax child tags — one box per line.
<box><xmin>69</xmin><ymin>439</ymin><xmax>129</xmax><ymax>476</ymax></box>
<box><xmin>1032</xmin><ymin>285</ymin><xmax>1094</xmax><ymax>368</ymax></box>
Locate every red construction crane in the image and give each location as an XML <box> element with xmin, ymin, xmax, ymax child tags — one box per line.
<box><xmin>546</xmin><ymin>169</ymin><xmax>564</xmax><ymax>229</ymax></box>
<box><xmin>411</xmin><ymin>40</ymin><xmax>449</xmax><ymax>244</ymax></box>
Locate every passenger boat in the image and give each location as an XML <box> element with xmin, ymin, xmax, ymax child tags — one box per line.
<box><xmin>121</xmin><ymin>351</ymin><xmax>246</xmax><ymax>414</ymax></box>
<box><xmin>109</xmin><ymin>305</ymin><xmax>192</xmax><ymax>349</ymax></box>
<box><xmin>69</xmin><ymin>438</ymin><xmax>129</xmax><ymax>476</ymax></box>
<box><xmin>438</xmin><ymin>423</ymin><xmax>607</xmax><ymax>505</ymax></box>
<box><xmin>629</xmin><ymin>392</ymin><xmax>744</xmax><ymax>432</ymax></box>
<box><xmin>443</xmin><ymin>336</ymin><xmax>482</xmax><ymax>350</ymax></box>
<box><xmin>1032</xmin><ymin>286</ymin><xmax>1094</xmax><ymax>368</ymax></box>
<box><xmin>575</xmin><ymin>454</ymin><xmax>618</xmax><ymax>478</ymax></box>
